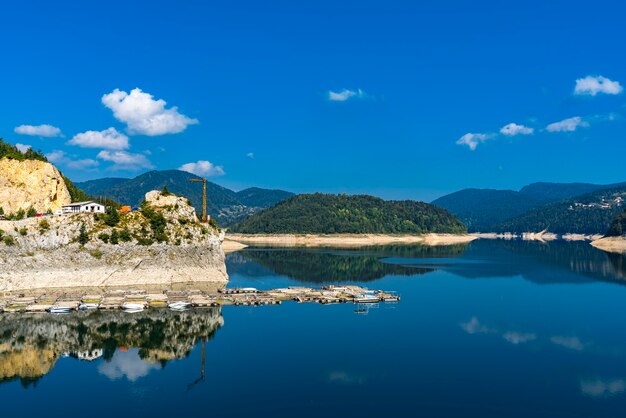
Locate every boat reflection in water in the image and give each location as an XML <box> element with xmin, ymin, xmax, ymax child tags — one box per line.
<box><xmin>0</xmin><ymin>307</ymin><xmax>223</xmax><ymax>387</ymax></box>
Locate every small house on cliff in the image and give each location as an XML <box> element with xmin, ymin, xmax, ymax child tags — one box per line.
<box><xmin>62</xmin><ymin>201</ymin><xmax>105</xmax><ymax>214</ymax></box>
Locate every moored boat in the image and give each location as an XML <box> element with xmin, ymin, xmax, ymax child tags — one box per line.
<box><xmin>354</xmin><ymin>294</ymin><xmax>380</xmax><ymax>304</ymax></box>
<box><xmin>48</xmin><ymin>306</ymin><xmax>72</xmax><ymax>314</ymax></box>
<box><xmin>121</xmin><ymin>302</ymin><xmax>145</xmax><ymax>312</ymax></box>
<box><xmin>168</xmin><ymin>301</ymin><xmax>191</xmax><ymax>311</ymax></box>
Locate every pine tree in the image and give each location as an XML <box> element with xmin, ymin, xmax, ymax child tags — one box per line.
<box><xmin>78</xmin><ymin>223</ymin><xmax>89</xmax><ymax>245</ymax></box>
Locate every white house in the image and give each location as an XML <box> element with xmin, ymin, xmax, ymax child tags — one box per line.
<box><xmin>62</xmin><ymin>201</ymin><xmax>106</xmax><ymax>214</ymax></box>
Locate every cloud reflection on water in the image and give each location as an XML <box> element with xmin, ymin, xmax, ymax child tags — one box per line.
<box><xmin>580</xmin><ymin>377</ymin><xmax>626</xmax><ymax>398</ymax></box>
<box><xmin>98</xmin><ymin>349</ymin><xmax>160</xmax><ymax>382</ymax></box>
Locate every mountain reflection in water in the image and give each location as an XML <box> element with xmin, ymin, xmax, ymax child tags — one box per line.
<box><xmin>0</xmin><ymin>308</ymin><xmax>223</xmax><ymax>387</ymax></box>
<box><xmin>227</xmin><ymin>244</ymin><xmax>469</xmax><ymax>283</ymax></box>
<box><xmin>227</xmin><ymin>240</ymin><xmax>626</xmax><ymax>286</ymax></box>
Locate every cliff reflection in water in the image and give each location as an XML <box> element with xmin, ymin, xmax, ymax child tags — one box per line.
<box><xmin>227</xmin><ymin>244</ymin><xmax>470</xmax><ymax>283</ymax></box>
<box><xmin>0</xmin><ymin>308</ymin><xmax>223</xmax><ymax>387</ymax></box>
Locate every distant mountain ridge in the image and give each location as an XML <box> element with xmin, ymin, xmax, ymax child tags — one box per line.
<box><xmin>433</xmin><ymin>181</ymin><xmax>626</xmax><ymax>234</ymax></box>
<box><xmin>76</xmin><ymin>170</ymin><xmax>294</xmax><ymax>225</ymax></box>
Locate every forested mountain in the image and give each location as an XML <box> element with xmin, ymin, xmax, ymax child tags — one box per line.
<box><xmin>434</xmin><ymin>181</ymin><xmax>626</xmax><ymax>233</ymax></box>
<box><xmin>518</xmin><ymin>182</ymin><xmax>614</xmax><ymax>202</ymax></box>
<box><xmin>236</xmin><ymin>187</ymin><xmax>294</xmax><ymax>208</ymax></box>
<box><xmin>605</xmin><ymin>210</ymin><xmax>626</xmax><ymax>237</ymax></box>
<box><xmin>231</xmin><ymin>193</ymin><xmax>467</xmax><ymax>234</ymax></box>
<box><xmin>76</xmin><ymin>170</ymin><xmax>293</xmax><ymax>225</ymax></box>
<box><xmin>431</xmin><ymin>189</ymin><xmax>540</xmax><ymax>231</ymax></box>
<box><xmin>493</xmin><ymin>186</ymin><xmax>626</xmax><ymax>234</ymax></box>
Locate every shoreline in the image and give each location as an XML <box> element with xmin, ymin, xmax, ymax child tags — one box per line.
<box><xmin>225</xmin><ymin>233</ymin><xmax>476</xmax><ymax>248</ymax></box>
<box><xmin>590</xmin><ymin>236</ymin><xmax>626</xmax><ymax>254</ymax></box>
<box><xmin>471</xmin><ymin>232</ymin><xmax>604</xmax><ymax>242</ymax></box>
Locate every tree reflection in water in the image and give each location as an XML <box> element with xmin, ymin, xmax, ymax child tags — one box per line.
<box><xmin>229</xmin><ymin>244</ymin><xmax>470</xmax><ymax>283</ymax></box>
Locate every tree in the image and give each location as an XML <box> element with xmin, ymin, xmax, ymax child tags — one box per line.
<box><xmin>0</xmin><ymin>207</ymin><xmax>4</xmax><ymax>215</ymax></box>
<box><xmin>78</xmin><ymin>223</ymin><xmax>89</xmax><ymax>245</ymax></box>
<box><xmin>161</xmin><ymin>185</ymin><xmax>172</xmax><ymax>196</ymax></box>
<box><xmin>15</xmin><ymin>209</ymin><xmax>25</xmax><ymax>220</ymax></box>
<box><xmin>119</xmin><ymin>227</ymin><xmax>131</xmax><ymax>242</ymax></box>
<box><xmin>103</xmin><ymin>209</ymin><xmax>120</xmax><ymax>227</ymax></box>
<box><xmin>27</xmin><ymin>207</ymin><xmax>37</xmax><ymax>218</ymax></box>
<box><xmin>110</xmin><ymin>229</ymin><xmax>119</xmax><ymax>245</ymax></box>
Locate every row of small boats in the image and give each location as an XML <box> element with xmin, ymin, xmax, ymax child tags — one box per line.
<box><xmin>46</xmin><ymin>301</ymin><xmax>191</xmax><ymax>314</ymax></box>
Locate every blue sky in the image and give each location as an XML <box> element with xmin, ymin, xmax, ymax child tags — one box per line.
<box><xmin>1</xmin><ymin>0</ymin><xmax>625</xmax><ymax>201</ymax></box>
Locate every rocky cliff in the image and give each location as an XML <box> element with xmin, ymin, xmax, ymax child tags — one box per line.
<box><xmin>0</xmin><ymin>158</ymin><xmax>71</xmax><ymax>214</ymax></box>
<box><xmin>0</xmin><ymin>190</ymin><xmax>228</xmax><ymax>292</ymax></box>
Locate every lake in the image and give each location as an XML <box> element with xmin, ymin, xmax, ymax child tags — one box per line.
<box><xmin>2</xmin><ymin>239</ymin><xmax>626</xmax><ymax>417</ymax></box>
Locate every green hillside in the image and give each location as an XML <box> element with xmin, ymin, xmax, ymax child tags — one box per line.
<box><xmin>493</xmin><ymin>186</ymin><xmax>626</xmax><ymax>234</ymax></box>
<box><xmin>236</xmin><ymin>187</ymin><xmax>294</xmax><ymax>208</ymax></box>
<box><xmin>231</xmin><ymin>193</ymin><xmax>467</xmax><ymax>234</ymax></box>
<box><xmin>606</xmin><ymin>210</ymin><xmax>626</xmax><ymax>237</ymax></box>
<box><xmin>76</xmin><ymin>170</ymin><xmax>293</xmax><ymax>225</ymax></box>
<box><xmin>432</xmin><ymin>189</ymin><xmax>540</xmax><ymax>231</ymax></box>
<box><xmin>433</xmin><ymin>181</ymin><xmax>626</xmax><ymax>233</ymax></box>
<box><xmin>518</xmin><ymin>182</ymin><xmax>614</xmax><ymax>202</ymax></box>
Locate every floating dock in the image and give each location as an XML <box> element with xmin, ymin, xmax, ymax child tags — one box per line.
<box><xmin>0</xmin><ymin>285</ymin><xmax>399</xmax><ymax>314</ymax></box>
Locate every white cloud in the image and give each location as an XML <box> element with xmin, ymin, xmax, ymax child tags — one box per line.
<box><xmin>580</xmin><ymin>378</ymin><xmax>626</xmax><ymax>398</ymax></box>
<box><xmin>14</xmin><ymin>124</ymin><xmax>62</xmax><ymax>137</ymax></box>
<box><xmin>546</xmin><ymin>116</ymin><xmax>589</xmax><ymax>132</ymax></box>
<box><xmin>15</xmin><ymin>143</ymin><xmax>32</xmax><ymax>153</ymax></box>
<box><xmin>67</xmin><ymin>159</ymin><xmax>99</xmax><ymax>170</ymax></box>
<box><xmin>327</xmin><ymin>88</ymin><xmax>366</xmax><ymax>102</ymax></box>
<box><xmin>45</xmin><ymin>150</ymin><xmax>99</xmax><ymax>170</ymax></box>
<box><xmin>456</xmin><ymin>133</ymin><xmax>490</xmax><ymax>151</ymax></box>
<box><xmin>574</xmin><ymin>75</ymin><xmax>623</xmax><ymax>96</ymax></box>
<box><xmin>97</xmin><ymin>150</ymin><xmax>154</xmax><ymax>171</ymax></box>
<box><xmin>246</xmin><ymin>152</ymin><xmax>254</xmax><ymax>159</ymax></box>
<box><xmin>45</xmin><ymin>150</ymin><xmax>67</xmax><ymax>163</ymax></box>
<box><xmin>68</xmin><ymin>127</ymin><xmax>129</xmax><ymax>150</ymax></box>
<box><xmin>179</xmin><ymin>160</ymin><xmax>225</xmax><ymax>177</ymax></box>
<box><xmin>102</xmin><ymin>88</ymin><xmax>198</xmax><ymax>136</ymax></box>
<box><xmin>500</xmin><ymin>123</ymin><xmax>534</xmax><ymax>136</ymax></box>
<box><xmin>502</xmin><ymin>332</ymin><xmax>537</xmax><ymax>345</ymax></box>
<box><xmin>550</xmin><ymin>335</ymin><xmax>585</xmax><ymax>351</ymax></box>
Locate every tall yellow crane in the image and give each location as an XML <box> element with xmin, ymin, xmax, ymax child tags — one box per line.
<box><xmin>188</xmin><ymin>177</ymin><xmax>208</xmax><ymax>222</ymax></box>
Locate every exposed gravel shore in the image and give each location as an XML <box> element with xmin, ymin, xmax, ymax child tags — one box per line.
<box><xmin>591</xmin><ymin>237</ymin><xmax>626</xmax><ymax>254</ymax></box>
<box><xmin>225</xmin><ymin>233</ymin><xmax>476</xmax><ymax>248</ymax></box>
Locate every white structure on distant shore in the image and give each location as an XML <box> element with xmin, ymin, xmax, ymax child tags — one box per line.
<box><xmin>62</xmin><ymin>201</ymin><xmax>106</xmax><ymax>214</ymax></box>
<box><xmin>74</xmin><ymin>349</ymin><xmax>104</xmax><ymax>361</ymax></box>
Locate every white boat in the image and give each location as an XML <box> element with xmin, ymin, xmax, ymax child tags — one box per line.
<box><xmin>121</xmin><ymin>303</ymin><xmax>145</xmax><ymax>312</ymax></box>
<box><xmin>168</xmin><ymin>301</ymin><xmax>191</xmax><ymax>311</ymax></box>
<box><xmin>383</xmin><ymin>295</ymin><xmax>400</xmax><ymax>302</ymax></box>
<box><xmin>48</xmin><ymin>306</ymin><xmax>72</xmax><ymax>314</ymax></box>
<box><xmin>354</xmin><ymin>294</ymin><xmax>380</xmax><ymax>304</ymax></box>
<box><xmin>79</xmin><ymin>303</ymin><xmax>100</xmax><ymax>310</ymax></box>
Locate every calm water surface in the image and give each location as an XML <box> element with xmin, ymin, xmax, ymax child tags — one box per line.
<box><xmin>2</xmin><ymin>240</ymin><xmax>626</xmax><ymax>417</ymax></box>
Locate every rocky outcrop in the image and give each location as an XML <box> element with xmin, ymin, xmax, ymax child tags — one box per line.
<box><xmin>145</xmin><ymin>190</ymin><xmax>198</xmax><ymax>221</ymax></box>
<box><xmin>0</xmin><ymin>190</ymin><xmax>228</xmax><ymax>292</ymax></box>
<box><xmin>0</xmin><ymin>159</ymin><xmax>71</xmax><ymax>214</ymax></box>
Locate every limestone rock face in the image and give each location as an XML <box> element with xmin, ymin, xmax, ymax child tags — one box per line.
<box><xmin>145</xmin><ymin>189</ymin><xmax>198</xmax><ymax>221</ymax></box>
<box><xmin>0</xmin><ymin>159</ymin><xmax>71</xmax><ymax>214</ymax></box>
